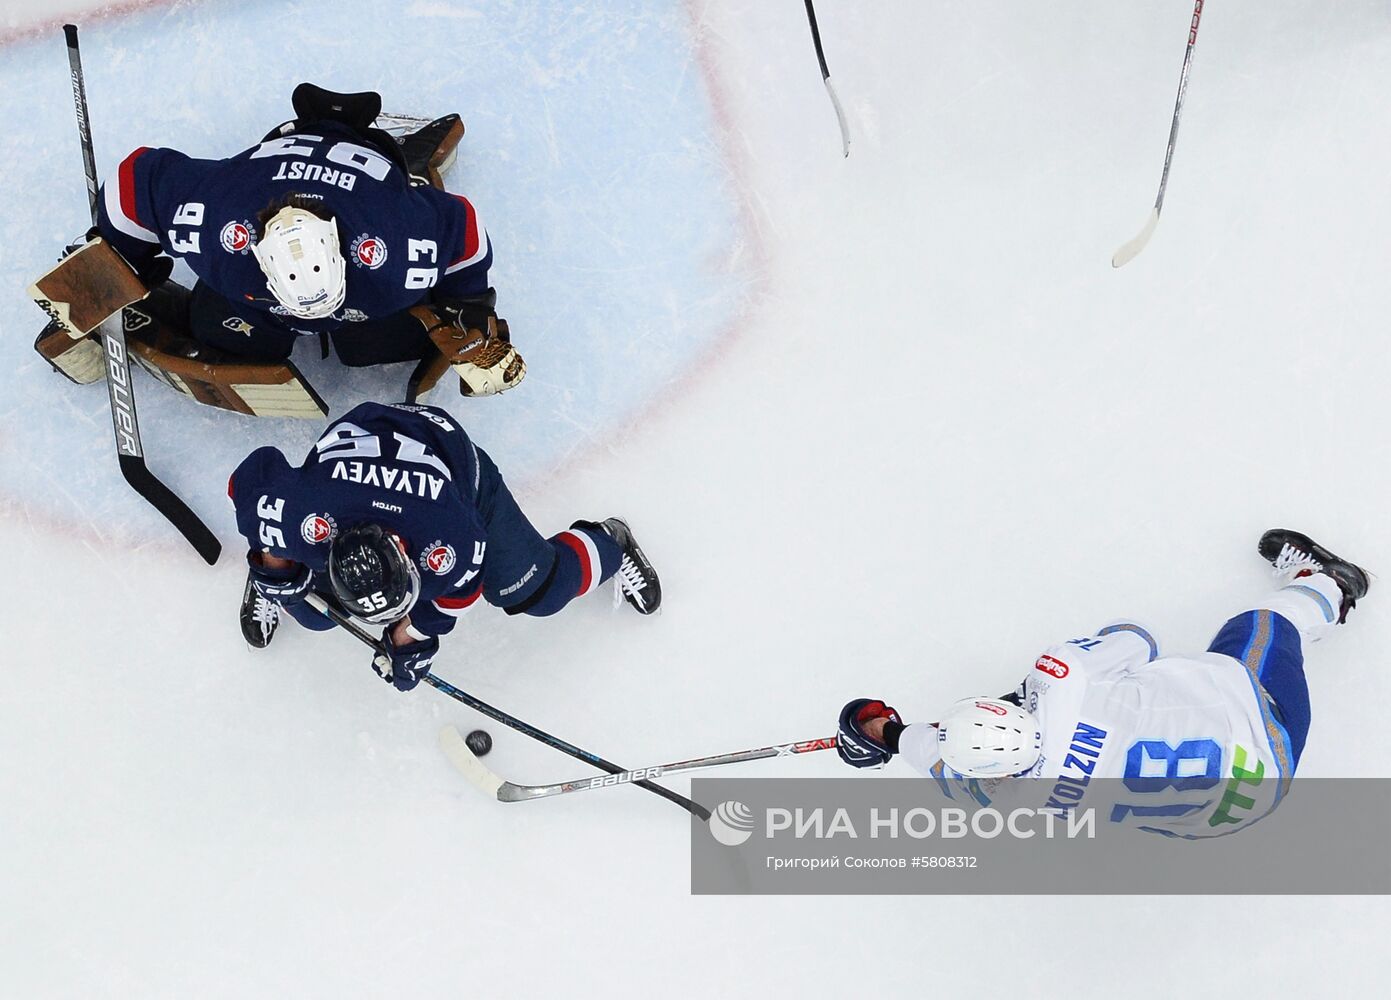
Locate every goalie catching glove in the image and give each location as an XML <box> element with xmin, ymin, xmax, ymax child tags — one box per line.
<box><xmin>416</xmin><ymin>288</ymin><xmax>526</xmax><ymax>397</ymax></box>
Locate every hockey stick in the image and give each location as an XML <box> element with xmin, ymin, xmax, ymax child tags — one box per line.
<box><xmin>803</xmin><ymin>0</ymin><xmax>850</xmax><ymax>157</ymax></box>
<box><xmin>302</xmin><ymin>593</ymin><xmax>710</xmax><ymax>820</ymax></box>
<box><xmin>62</xmin><ymin>25</ymin><xmax>222</xmax><ymax>565</ymax></box>
<box><xmin>1112</xmin><ymin>0</ymin><xmax>1204</xmax><ymax>268</ymax></box>
<box><xmin>439</xmin><ymin>726</ymin><xmax>837</xmax><ymax>803</ymax></box>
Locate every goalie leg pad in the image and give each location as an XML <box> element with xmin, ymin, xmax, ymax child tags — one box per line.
<box><xmin>34</xmin><ymin>321</ymin><xmax>105</xmax><ymax>384</ymax></box>
<box><xmin>399</xmin><ymin>114</ymin><xmax>464</xmax><ymax>189</ymax></box>
<box><xmin>125</xmin><ymin>300</ymin><xmax>329</xmax><ymax>419</ymax></box>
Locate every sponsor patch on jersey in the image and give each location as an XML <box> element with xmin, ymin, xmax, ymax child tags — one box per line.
<box><xmin>420</xmin><ymin>541</ymin><xmax>456</xmax><ymax>575</ymax></box>
<box><xmin>350</xmin><ymin>233</ymin><xmax>388</xmax><ymax>269</ymax></box>
<box><xmin>219</xmin><ymin>220</ymin><xmax>254</xmax><ymax>254</ymax></box>
<box><xmin>1035</xmin><ymin>655</ymin><xmax>1070</xmax><ymax>679</ymax></box>
<box><xmin>301</xmin><ymin>513</ymin><xmax>336</xmax><ymax>544</ymax></box>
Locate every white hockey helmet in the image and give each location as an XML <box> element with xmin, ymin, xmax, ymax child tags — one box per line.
<box><xmin>937</xmin><ymin>698</ymin><xmax>1043</xmax><ymax>778</ymax></box>
<box><xmin>251</xmin><ymin>200</ymin><xmax>346</xmax><ymax>320</ymax></box>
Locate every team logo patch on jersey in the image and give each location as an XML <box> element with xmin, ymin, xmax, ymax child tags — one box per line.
<box><xmin>420</xmin><ymin>541</ymin><xmax>456</xmax><ymax>575</ymax></box>
<box><xmin>1035</xmin><ymin>655</ymin><xmax>1070</xmax><ymax>679</ymax></box>
<box><xmin>222</xmin><ymin>316</ymin><xmax>255</xmax><ymax>336</ymax></box>
<box><xmin>350</xmin><ymin>233</ymin><xmax>388</xmax><ymax>269</ymax></box>
<box><xmin>301</xmin><ymin>513</ymin><xmax>337</xmax><ymax>544</ymax></box>
<box><xmin>219</xmin><ymin>220</ymin><xmax>254</xmax><ymax>254</ymax></box>
<box><xmin>342</xmin><ymin>308</ymin><xmax>369</xmax><ymax>322</ymax></box>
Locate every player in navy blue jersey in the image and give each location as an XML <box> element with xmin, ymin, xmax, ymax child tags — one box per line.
<box><xmin>229</xmin><ymin>402</ymin><xmax>661</xmax><ymax>691</ymax></box>
<box><xmin>86</xmin><ymin>84</ymin><xmax>523</xmax><ymax>390</ymax></box>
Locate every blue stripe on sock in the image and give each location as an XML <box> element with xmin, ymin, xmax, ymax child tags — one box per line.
<box><xmin>1097</xmin><ymin>622</ymin><xmax>1159</xmax><ymax>662</ymax></box>
<box><xmin>1282</xmin><ymin>584</ymin><xmax>1335</xmax><ymax>624</ymax></box>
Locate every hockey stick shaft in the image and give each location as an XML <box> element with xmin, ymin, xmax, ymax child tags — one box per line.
<box><xmin>1112</xmin><ymin>0</ymin><xmax>1204</xmax><ymax>267</ymax></box>
<box><xmin>803</xmin><ymin>0</ymin><xmax>831</xmax><ymax>79</ymax></box>
<box><xmin>803</xmin><ymin>0</ymin><xmax>850</xmax><ymax>157</ymax></box>
<box><xmin>63</xmin><ymin>25</ymin><xmax>221</xmax><ymax>564</ymax></box>
<box><xmin>303</xmin><ymin>594</ymin><xmax>710</xmax><ymax>820</ymax></box>
<box><xmin>447</xmin><ymin>731</ymin><xmax>838</xmax><ymax>802</ymax></box>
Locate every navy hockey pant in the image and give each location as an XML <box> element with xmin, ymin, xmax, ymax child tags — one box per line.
<box><xmin>1208</xmin><ymin>610</ymin><xmax>1311</xmax><ymax>772</ymax></box>
<box><xmin>282</xmin><ymin>445</ymin><xmax>622</xmax><ymax>633</ymax></box>
<box><xmin>472</xmin><ymin>446</ymin><xmax>623</xmax><ymax>616</ymax></box>
<box><xmin>188</xmin><ymin>281</ymin><xmax>431</xmax><ymax>366</ymax></box>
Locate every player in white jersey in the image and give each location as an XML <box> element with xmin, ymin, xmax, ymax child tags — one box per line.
<box><xmin>835</xmin><ymin>530</ymin><xmax>1369</xmax><ymax>838</ymax></box>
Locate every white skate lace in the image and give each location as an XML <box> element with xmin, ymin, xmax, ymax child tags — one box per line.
<box><xmin>1273</xmin><ymin>542</ymin><xmax>1322</xmax><ymax>582</ymax></box>
<box><xmin>613</xmin><ymin>557</ymin><xmax>648</xmax><ymax>612</ymax></box>
<box><xmin>251</xmin><ymin>595</ymin><xmax>280</xmax><ymax>635</ymax></box>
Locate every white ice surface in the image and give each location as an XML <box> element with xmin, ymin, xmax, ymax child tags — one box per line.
<box><xmin>2</xmin><ymin>1</ymin><xmax>1390</xmax><ymax>997</ymax></box>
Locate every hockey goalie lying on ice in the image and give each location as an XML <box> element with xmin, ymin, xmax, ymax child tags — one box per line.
<box><xmin>834</xmin><ymin>530</ymin><xmax>1369</xmax><ymax>839</ymax></box>
<box><xmin>27</xmin><ymin>83</ymin><xmax>524</xmax><ymax>418</ymax></box>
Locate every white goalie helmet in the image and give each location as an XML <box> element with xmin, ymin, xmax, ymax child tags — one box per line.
<box><xmin>937</xmin><ymin>697</ymin><xmax>1043</xmax><ymax>778</ymax></box>
<box><xmin>251</xmin><ymin>202</ymin><xmax>346</xmax><ymax>320</ymax></box>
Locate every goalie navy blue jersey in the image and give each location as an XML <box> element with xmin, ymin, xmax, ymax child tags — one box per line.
<box><xmin>229</xmin><ymin>402</ymin><xmax>492</xmax><ymax>638</ymax></box>
<box><xmin>97</xmin><ymin>120</ymin><xmax>491</xmax><ymax>335</ymax></box>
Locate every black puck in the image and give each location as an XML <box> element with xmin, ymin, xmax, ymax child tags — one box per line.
<box><xmin>465</xmin><ymin>729</ymin><xmax>493</xmax><ymax>756</ymax></box>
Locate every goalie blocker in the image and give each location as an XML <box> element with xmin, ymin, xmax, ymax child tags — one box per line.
<box><xmin>30</xmin><ymin>241</ymin><xmax>328</xmax><ymax>419</ymax></box>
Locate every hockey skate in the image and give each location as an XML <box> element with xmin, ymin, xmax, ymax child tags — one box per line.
<box><xmin>576</xmin><ymin>518</ymin><xmax>662</xmax><ymax>615</ymax></box>
<box><xmin>1259</xmin><ymin>529</ymin><xmax>1369</xmax><ymax>623</ymax></box>
<box><xmin>240</xmin><ymin>573</ymin><xmax>280</xmax><ymax>648</ymax></box>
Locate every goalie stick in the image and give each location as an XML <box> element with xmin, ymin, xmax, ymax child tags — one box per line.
<box><xmin>302</xmin><ymin>593</ymin><xmax>710</xmax><ymax>820</ymax></box>
<box><xmin>61</xmin><ymin>24</ymin><xmax>221</xmax><ymax>565</ymax></box>
<box><xmin>1112</xmin><ymin>0</ymin><xmax>1205</xmax><ymax>268</ymax></box>
<box><xmin>439</xmin><ymin>725</ymin><xmax>837</xmax><ymax>803</ymax></box>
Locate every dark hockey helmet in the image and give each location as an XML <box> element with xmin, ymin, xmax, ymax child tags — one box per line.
<box><xmin>327</xmin><ymin>523</ymin><xmax>421</xmax><ymax>624</ymax></box>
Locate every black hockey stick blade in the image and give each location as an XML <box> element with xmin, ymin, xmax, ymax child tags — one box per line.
<box><xmin>118</xmin><ymin>455</ymin><xmax>222</xmax><ymax>564</ymax></box>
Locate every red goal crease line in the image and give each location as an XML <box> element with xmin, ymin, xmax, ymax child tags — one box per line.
<box><xmin>0</xmin><ymin>0</ymin><xmax>183</xmax><ymax>48</ymax></box>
